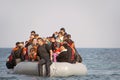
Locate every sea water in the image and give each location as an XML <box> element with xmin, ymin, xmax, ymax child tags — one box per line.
<box><xmin>0</xmin><ymin>48</ymin><xmax>120</xmax><ymax>80</ymax></box>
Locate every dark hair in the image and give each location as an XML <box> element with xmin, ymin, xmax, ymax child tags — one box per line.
<box><xmin>35</xmin><ymin>34</ymin><xmax>39</xmax><ymax>36</ymax></box>
<box><xmin>62</xmin><ymin>43</ymin><xmax>68</xmax><ymax>49</ymax></box>
<box><xmin>16</xmin><ymin>42</ymin><xmax>20</xmax><ymax>46</ymax></box>
<box><xmin>25</xmin><ymin>41</ymin><xmax>28</xmax><ymax>43</ymax></box>
<box><xmin>66</xmin><ymin>34</ymin><xmax>71</xmax><ymax>39</ymax></box>
<box><xmin>30</xmin><ymin>34</ymin><xmax>35</xmax><ymax>37</ymax></box>
<box><xmin>60</xmin><ymin>27</ymin><xmax>65</xmax><ymax>32</ymax></box>
<box><xmin>31</xmin><ymin>31</ymin><xmax>36</xmax><ymax>34</ymax></box>
<box><xmin>58</xmin><ymin>32</ymin><xmax>63</xmax><ymax>36</ymax></box>
<box><xmin>32</xmin><ymin>38</ymin><xmax>37</xmax><ymax>42</ymax></box>
<box><xmin>37</xmin><ymin>38</ymin><xmax>44</xmax><ymax>42</ymax></box>
<box><xmin>64</xmin><ymin>39</ymin><xmax>73</xmax><ymax>45</ymax></box>
<box><xmin>20</xmin><ymin>42</ymin><xmax>24</xmax><ymax>44</ymax></box>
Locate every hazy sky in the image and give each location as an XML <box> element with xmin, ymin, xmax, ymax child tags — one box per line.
<box><xmin>0</xmin><ymin>0</ymin><xmax>120</xmax><ymax>48</ymax></box>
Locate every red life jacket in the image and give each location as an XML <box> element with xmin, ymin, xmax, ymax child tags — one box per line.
<box><xmin>8</xmin><ymin>54</ymin><xmax>13</xmax><ymax>62</ymax></box>
<box><xmin>68</xmin><ymin>43</ymin><xmax>75</xmax><ymax>61</ymax></box>
<box><xmin>54</xmin><ymin>48</ymin><xmax>60</xmax><ymax>53</ymax></box>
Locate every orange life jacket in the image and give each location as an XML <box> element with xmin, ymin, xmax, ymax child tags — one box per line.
<box><xmin>22</xmin><ymin>47</ymin><xmax>27</xmax><ymax>55</ymax></box>
<box><xmin>54</xmin><ymin>48</ymin><xmax>60</xmax><ymax>53</ymax></box>
<box><xmin>29</xmin><ymin>52</ymin><xmax>37</xmax><ymax>60</ymax></box>
<box><xmin>12</xmin><ymin>47</ymin><xmax>19</xmax><ymax>51</ymax></box>
<box><xmin>32</xmin><ymin>45</ymin><xmax>38</xmax><ymax>52</ymax></box>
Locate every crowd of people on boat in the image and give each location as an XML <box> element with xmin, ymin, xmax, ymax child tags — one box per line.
<box><xmin>6</xmin><ymin>28</ymin><xmax>82</xmax><ymax>77</ymax></box>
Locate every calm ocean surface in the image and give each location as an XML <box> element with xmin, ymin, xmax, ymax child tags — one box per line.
<box><xmin>0</xmin><ymin>48</ymin><xmax>120</xmax><ymax>80</ymax></box>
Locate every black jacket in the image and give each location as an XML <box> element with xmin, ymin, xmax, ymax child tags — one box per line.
<box><xmin>56</xmin><ymin>51</ymin><xmax>68</xmax><ymax>62</ymax></box>
<box><xmin>37</xmin><ymin>44</ymin><xmax>51</xmax><ymax>60</ymax></box>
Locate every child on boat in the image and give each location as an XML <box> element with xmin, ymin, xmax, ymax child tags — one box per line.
<box><xmin>29</xmin><ymin>48</ymin><xmax>37</xmax><ymax>61</ymax></box>
<box><xmin>52</xmin><ymin>47</ymin><xmax>60</xmax><ymax>62</ymax></box>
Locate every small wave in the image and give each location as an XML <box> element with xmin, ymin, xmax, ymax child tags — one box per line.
<box><xmin>0</xmin><ymin>76</ymin><xmax>17</xmax><ymax>80</ymax></box>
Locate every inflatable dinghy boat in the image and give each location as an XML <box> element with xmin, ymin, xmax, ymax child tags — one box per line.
<box><xmin>13</xmin><ymin>62</ymin><xmax>87</xmax><ymax>77</ymax></box>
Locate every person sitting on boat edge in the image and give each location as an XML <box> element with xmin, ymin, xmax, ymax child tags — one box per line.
<box><xmin>37</xmin><ymin>38</ymin><xmax>53</xmax><ymax>77</ymax></box>
<box><xmin>11</xmin><ymin>42</ymin><xmax>22</xmax><ymax>65</ymax></box>
<box><xmin>6</xmin><ymin>42</ymin><xmax>20</xmax><ymax>69</ymax></box>
<box><xmin>12</xmin><ymin>42</ymin><xmax>28</xmax><ymax>64</ymax></box>
<box><xmin>64</xmin><ymin>38</ymin><xmax>82</xmax><ymax>63</ymax></box>
<box><xmin>6</xmin><ymin>42</ymin><xmax>28</xmax><ymax>69</ymax></box>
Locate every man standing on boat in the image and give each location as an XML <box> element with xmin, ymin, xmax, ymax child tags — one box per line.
<box><xmin>37</xmin><ymin>38</ymin><xmax>53</xmax><ymax>77</ymax></box>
